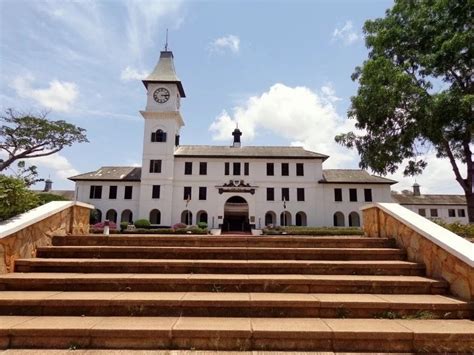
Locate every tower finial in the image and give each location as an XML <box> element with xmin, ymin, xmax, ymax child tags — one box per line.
<box><xmin>164</xmin><ymin>29</ymin><xmax>169</xmax><ymax>51</ymax></box>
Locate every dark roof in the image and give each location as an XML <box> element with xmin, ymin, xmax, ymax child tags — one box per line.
<box><xmin>142</xmin><ymin>51</ymin><xmax>185</xmax><ymax>97</ymax></box>
<box><xmin>174</xmin><ymin>145</ymin><xmax>328</xmax><ymax>160</ymax></box>
<box><xmin>319</xmin><ymin>169</ymin><xmax>397</xmax><ymax>185</ymax></box>
<box><xmin>392</xmin><ymin>193</ymin><xmax>466</xmax><ymax>205</ymax></box>
<box><xmin>69</xmin><ymin>167</ymin><xmax>142</xmax><ymax>181</ymax></box>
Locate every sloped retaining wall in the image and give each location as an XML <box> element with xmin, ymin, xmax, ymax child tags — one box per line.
<box><xmin>0</xmin><ymin>201</ymin><xmax>93</xmax><ymax>273</ymax></box>
<box><xmin>362</xmin><ymin>203</ymin><xmax>474</xmax><ymax>300</ymax></box>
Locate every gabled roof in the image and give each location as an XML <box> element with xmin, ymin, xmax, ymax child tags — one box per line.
<box><xmin>319</xmin><ymin>169</ymin><xmax>397</xmax><ymax>185</ymax></box>
<box><xmin>143</xmin><ymin>51</ymin><xmax>185</xmax><ymax>97</ymax></box>
<box><xmin>174</xmin><ymin>145</ymin><xmax>328</xmax><ymax>160</ymax></box>
<box><xmin>392</xmin><ymin>193</ymin><xmax>466</xmax><ymax>205</ymax></box>
<box><xmin>69</xmin><ymin>167</ymin><xmax>141</xmax><ymax>181</ymax></box>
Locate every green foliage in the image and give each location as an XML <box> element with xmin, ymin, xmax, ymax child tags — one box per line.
<box><xmin>89</xmin><ymin>209</ymin><xmax>100</xmax><ymax>224</ymax></box>
<box><xmin>120</xmin><ymin>222</ymin><xmax>130</xmax><ymax>231</ymax></box>
<box><xmin>36</xmin><ymin>192</ymin><xmax>69</xmax><ymax>205</ymax></box>
<box><xmin>134</xmin><ymin>219</ymin><xmax>151</xmax><ymax>228</ymax></box>
<box><xmin>197</xmin><ymin>221</ymin><xmax>208</xmax><ymax>229</ymax></box>
<box><xmin>335</xmin><ymin>0</ymin><xmax>473</xmax><ymax>221</ymax></box>
<box><xmin>0</xmin><ymin>109</ymin><xmax>88</xmax><ymax>172</ymax></box>
<box><xmin>262</xmin><ymin>226</ymin><xmax>364</xmax><ymax>236</ymax></box>
<box><xmin>0</xmin><ymin>175</ymin><xmax>40</xmax><ymax>221</ymax></box>
<box><xmin>433</xmin><ymin>220</ymin><xmax>474</xmax><ymax>239</ymax></box>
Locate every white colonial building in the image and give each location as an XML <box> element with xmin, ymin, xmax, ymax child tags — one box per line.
<box><xmin>70</xmin><ymin>50</ymin><xmax>396</xmax><ymax>231</ymax></box>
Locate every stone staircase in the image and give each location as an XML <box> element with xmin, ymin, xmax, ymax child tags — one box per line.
<box><xmin>0</xmin><ymin>234</ymin><xmax>473</xmax><ymax>352</ymax></box>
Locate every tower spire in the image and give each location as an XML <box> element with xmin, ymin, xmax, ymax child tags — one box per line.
<box><xmin>164</xmin><ymin>29</ymin><xmax>169</xmax><ymax>51</ymax></box>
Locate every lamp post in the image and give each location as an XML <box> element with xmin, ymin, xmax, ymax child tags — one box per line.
<box><xmin>186</xmin><ymin>194</ymin><xmax>191</xmax><ymax>225</ymax></box>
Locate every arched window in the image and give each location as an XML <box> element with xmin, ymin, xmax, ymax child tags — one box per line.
<box><xmin>280</xmin><ymin>211</ymin><xmax>292</xmax><ymax>226</ymax></box>
<box><xmin>295</xmin><ymin>211</ymin><xmax>307</xmax><ymax>226</ymax></box>
<box><xmin>348</xmin><ymin>211</ymin><xmax>361</xmax><ymax>227</ymax></box>
<box><xmin>105</xmin><ymin>209</ymin><xmax>117</xmax><ymax>223</ymax></box>
<box><xmin>90</xmin><ymin>209</ymin><xmax>102</xmax><ymax>224</ymax></box>
<box><xmin>265</xmin><ymin>211</ymin><xmax>276</xmax><ymax>227</ymax></box>
<box><xmin>151</xmin><ymin>129</ymin><xmax>167</xmax><ymax>142</ymax></box>
<box><xmin>149</xmin><ymin>209</ymin><xmax>161</xmax><ymax>224</ymax></box>
<box><xmin>333</xmin><ymin>212</ymin><xmax>345</xmax><ymax>227</ymax></box>
<box><xmin>197</xmin><ymin>210</ymin><xmax>208</xmax><ymax>224</ymax></box>
<box><xmin>121</xmin><ymin>209</ymin><xmax>133</xmax><ymax>223</ymax></box>
<box><xmin>181</xmin><ymin>210</ymin><xmax>193</xmax><ymax>225</ymax></box>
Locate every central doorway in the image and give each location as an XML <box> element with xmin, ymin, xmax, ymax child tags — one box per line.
<box><xmin>223</xmin><ymin>196</ymin><xmax>250</xmax><ymax>232</ymax></box>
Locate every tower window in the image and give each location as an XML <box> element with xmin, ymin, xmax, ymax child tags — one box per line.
<box><xmin>296</xmin><ymin>163</ymin><xmax>304</xmax><ymax>176</ymax></box>
<box><xmin>124</xmin><ymin>186</ymin><xmax>133</xmax><ymax>200</ymax></box>
<box><xmin>151</xmin><ymin>129</ymin><xmax>167</xmax><ymax>142</ymax></box>
<box><xmin>149</xmin><ymin>160</ymin><xmax>162</xmax><ymax>173</ymax></box>
<box><xmin>184</xmin><ymin>162</ymin><xmax>192</xmax><ymax>175</ymax></box>
<box><xmin>225</xmin><ymin>162</ymin><xmax>230</xmax><ymax>176</ymax></box>
<box><xmin>89</xmin><ymin>185</ymin><xmax>102</xmax><ymax>199</ymax></box>
<box><xmin>233</xmin><ymin>162</ymin><xmax>241</xmax><ymax>175</ymax></box>
<box><xmin>199</xmin><ymin>162</ymin><xmax>207</xmax><ymax>175</ymax></box>
<box><xmin>266</xmin><ymin>163</ymin><xmax>274</xmax><ymax>176</ymax></box>
<box><xmin>281</xmin><ymin>188</ymin><xmax>290</xmax><ymax>201</ymax></box>
<box><xmin>297</xmin><ymin>188</ymin><xmax>305</xmax><ymax>201</ymax></box>
<box><xmin>109</xmin><ymin>186</ymin><xmax>117</xmax><ymax>199</ymax></box>
<box><xmin>152</xmin><ymin>185</ymin><xmax>160</xmax><ymax>199</ymax></box>
<box><xmin>334</xmin><ymin>188</ymin><xmax>342</xmax><ymax>202</ymax></box>
<box><xmin>281</xmin><ymin>163</ymin><xmax>289</xmax><ymax>176</ymax></box>
<box><xmin>244</xmin><ymin>162</ymin><xmax>249</xmax><ymax>176</ymax></box>
<box><xmin>267</xmin><ymin>188</ymin><xmax>274</xmax><ymax>201</ymax></box>
<box><xmin>199</xmin><ymin>187</ymin><xmax>207</xmax><ymax>200</ymax></box>
<box><xmin>184</xmin><ymin>186</ymin><xmax>192</xmax><ymax>200</ymax></box>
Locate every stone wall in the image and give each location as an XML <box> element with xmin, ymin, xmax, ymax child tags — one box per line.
<box><xmin>363</xmin><ymin>206</ymin><xmax>474</xmax><ymax>300</ymax></box>
<box><xmin>0</xmin><ymin>203</ymin><xmax>91</xmax><ymax>274</ymax></box>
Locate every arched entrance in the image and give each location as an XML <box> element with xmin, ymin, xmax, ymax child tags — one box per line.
<box><xmin>223</xmin><ymin>196</ymin><xmax>249</xmax><ymax>232</ymax></box>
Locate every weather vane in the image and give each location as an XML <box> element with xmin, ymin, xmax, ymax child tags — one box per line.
<box><xmin>164</xmin><ymin>29</ymin><xmax>169</xmax><ymax>51</ymax></box>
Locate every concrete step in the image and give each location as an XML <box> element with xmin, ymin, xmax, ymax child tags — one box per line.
<box><xmin>0</xmin><ymin>273</ymin><xmax>449</xmax><ymax>294</ymax></box>
<box><xmin>0</xmin><ymin>291</ymin><xmax>470</xmax><ymax>319</ymax></box>
<box><xmin>14</xmin><ymin>258</ymin><xmax>425</xmax><ymax>275</ymax></box>
<box><xmin>53</xmin><ymin>235</ymin><xmax>393</xmax><ymax>249</ymax></box>
<box><xmin>0</xmin><ymin>316</ymin><xmax>472</xmax><ymax>352</ymax></box>
<box><xmin>36</xmin><ymin>246</ymin><xmax>407</xmax><ymax>261</ymax></box>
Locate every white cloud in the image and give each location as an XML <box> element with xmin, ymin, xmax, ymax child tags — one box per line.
<box><xmin>332</xmin><ymin>21</ymin><xmax>360</xmax><ymax>45</ymax></box>
<box><xmin>209</xmin><ymin>83</ymin><xmax>466</xmax><ymax>194</ymax></box>
<box><xmin>209</xmin><ymin>83</ymin><xmax>358</xmax><ymax>167</ymax></box>
<box><xmin>209</xmin><ymin>35</ymin><xmax>240</xmax><ymax>54</ymax></box>
<box><xmin>120</xmin><ymin>66</ymin><xmax>150</xmax><ymax>81</ymax></box>
<box><xmin>11</xmin><ymin>74</ymin><xmax>79</xmax><ymax>112</ymax></box>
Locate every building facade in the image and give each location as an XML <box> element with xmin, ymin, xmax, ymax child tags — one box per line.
<box><xmin>70</xmin><ymin>51</ymin><xmax>396</xmax><ymax>230</ymax></box>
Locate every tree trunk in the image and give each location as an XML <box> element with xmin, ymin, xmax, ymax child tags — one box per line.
<box><xmin>466</xmin><ymin>190</ymin><xmax>474</xmax><ymax>224</ymax></box>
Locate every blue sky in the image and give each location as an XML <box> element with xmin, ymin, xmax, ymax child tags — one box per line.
<box><xmin>0</xmin><ymin>0</ymin><xmax>465</xmax><ymax>194</ymax></box>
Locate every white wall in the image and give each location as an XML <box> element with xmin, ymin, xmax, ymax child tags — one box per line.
<box><xmin>400</xmin><ymin>204</ymin><xmax>469</xmax><ymax>224</ymax></box>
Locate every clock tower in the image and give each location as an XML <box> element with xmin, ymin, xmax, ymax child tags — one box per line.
<box><xmin>138</xmin><ymin>50</ymin><xmax>186</xmax><ymax>224</ymax></box>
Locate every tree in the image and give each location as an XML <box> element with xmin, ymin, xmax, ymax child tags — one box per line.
<box><xmin>335</xmin><ymin>0</ymin><xmax>473</xmax><ymax>222</ymax></box>
<box><xmin>0</xmin><ymin>175</ymin><xmax>40</xmax><ymax>221</ymax></box>
<box><xmin>0</xmin><ymin>109</ymin><xmax>88</xmax><ymax>172</ymax></box>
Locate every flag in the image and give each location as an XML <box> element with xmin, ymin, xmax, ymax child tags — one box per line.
<box><xmin>283</xmin><ymin>196</ymin><xmax>286</xmax><ymax>209</ymax></box>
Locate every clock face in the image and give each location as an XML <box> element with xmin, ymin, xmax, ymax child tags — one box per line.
<box><xmin>153</xmin><ymin>87</ymin><xmax>170</xmax><ymax>103</ymax></box>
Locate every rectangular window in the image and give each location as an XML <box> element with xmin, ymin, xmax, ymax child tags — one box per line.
<box><xmin>149</xmin><ymin>159</ymin><xmax>162</xmax><ymax>173</ymax></box>
<box><xmin>296</xmin><ymin>163</ymin><xmax>304</xmax><ymax>176</ymax></box>
<box><xmin>334</xmin><ymin>188</ymin><xmax>342</xmax><ymax>202</ymax></box>
<box><xmin>184</xmin><ymin>186</ymin><xmax>192</xmax><ymax>200</ymax></box>
<box><xmin>233</xmin><ymin>162</ymin><xmax>241</xmax><ymax>175</ymax></box>
<box><xmin>199</xmin><ymin>162</ymin><xmax>207</xmax><ymax>175</ymax></box>
<box><xmin>458</xmin><ymin>209</ymin><xmax>466</xmax><ymax>217</ymax></box>
<box><xmin>89</xmin><ymin>185</ymin><xmax>102</xmax><ymax>199</ymax></box>
<box><xmin>282</xmin><ymin>188</ymin><xmax>290</xmax><ymax>201</ymax></box>
<box><xmin>244</xmin><ymin>162</ymin><xmax>249</xmax><ymax>176</ymax></box>
<box><xmin>448</xmin><ymin>209</ymin><xmax>455</xmax><ymax>217</ymax></box>
<box><xmin>124</xmin><ymin>186</ymin><xmax>133</xmax><ymax>200</ymax></box>
<box><xmin>364</xmin><ymin>189</ymin><xmax>373</xmax><ymax>202</ymax></box>
<box><xmin>418</xmin><ymin>208</ymin><xmax>426</xmax><ymax>217</ymax></box>
<box><xmin>281</xmin><ymin>163</ymin><xmax>289</xmax><ymax>176</ymax></box>
<box><xmin>266</xmin><ymin>163</ymin><xmax>274</xmax><ymax>176</ymax></box>
<box><xmin>349</xmin><ymin>188</ymin><xmax>358</xmax><ymax>202</ymax></box>
<box><xmin>199</xmin><ymin>186</ymin><xmax>207</xmax><ymax>200</ymax></box>
<box><xmin>225</xmin><ymin>162</ymin><xmax>230</xmax><ymax>176</ymax></box>
<box><xmin>109</xmin><ymin>186</ymin><xmax>117</xmax><ymax>199</ymax></box>
<box><xmin>184</xmin><ymin>162</ymin><xmax>192</xmax><ymax>175</ymax></box>
<box><xmin>266</xmin><ymin>187</ymin><xmax>274</xmax><ymax>201</ymax></box>
<box><xmin>152</xmin><ymin>185</ymin><xmax>160</xmax><ymax>199</ymax></box>
<box><xmin>297</xmin><ymin>188</ymin><xmax>305</xmax><ymax>201</ymax></box>
<box><xmin>430</xmin><ymin>209</ymin><xmax>438</xmax><ymax>217</ymax></box>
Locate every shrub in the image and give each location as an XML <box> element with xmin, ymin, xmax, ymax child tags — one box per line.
<box><xmin>434</xmin><ymin>220</ymin><xmax>474</xmax><ymax>239</ymax></box>
<box><xmin>120</xmin><ymin>221</ymin><xmax>129</xmax><ymax>232</ymax></box>
<box><xmin>0</xmin><ymin>175</ymin><xmax>39</xmax><ymax>221</ymax></box>
<box><xmin>134</xmin><ymin>219</ymin><xmax>151</xmax><ymax>228</ymax></box>
<box><xmin>197</xmin><ymin>222</ymin><xmax>208</xmax><ymax>229</ymax></box>
<box><xmin>172</xmin><ymin>222</ymin><xmax>187</xmax><ymax>229</ymax></box>
<box><xmin>36</xmin><ymin>192</ymin><xmax>69</xmax><ymax>205</ymax></box>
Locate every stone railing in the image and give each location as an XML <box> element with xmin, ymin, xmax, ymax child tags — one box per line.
<box><xmin>362</xmin><ymin>203</ymin><xmax>474</xmax><ymax>300</ymax></box>
<box><xmin>0</xmin><ymin>201</ymin><xmax>93</xmax><ymax>273</ymax></box>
